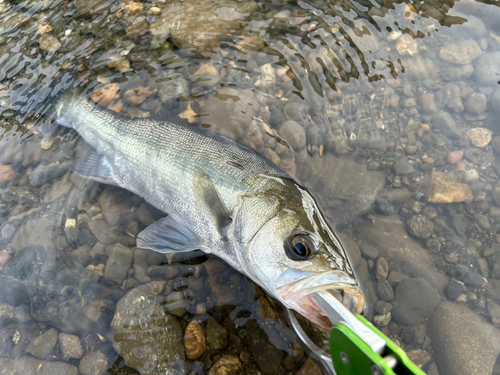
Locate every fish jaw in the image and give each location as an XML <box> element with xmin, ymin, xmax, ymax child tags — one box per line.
<box><xmin>274</xmin><ymin>271</ymin><xmax>365</xmax><ymax>329</ymax></box>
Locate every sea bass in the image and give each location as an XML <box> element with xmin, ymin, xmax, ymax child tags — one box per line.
<box><xmin>56</xmin><ymin>94</ymin><xmax>365</xmax><ymax>328</ymax></box>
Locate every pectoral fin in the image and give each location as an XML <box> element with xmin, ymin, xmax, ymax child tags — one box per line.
<box><xmin>137</xmin><ymin>216</ymin><xmax>202</xmax><ymax>253</ymax></box>
<box><xmin>193</xmin><ymin>168</ymin><xmax>232</xmax><ymax>235</ymax></box>
<box><xmin>74</xmin><ymin>150</ymin><xmax>117</xmax><ymax>185</ymax></box>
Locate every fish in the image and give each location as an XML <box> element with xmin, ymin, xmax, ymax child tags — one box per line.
<box><xmin>56</xmin><ymin>93</ymin><xmax>365</xmax><ymax>329</ymax></box>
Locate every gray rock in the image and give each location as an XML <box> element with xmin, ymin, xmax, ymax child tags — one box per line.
<box><xmin>443</xmin><ymin>84</ymin><xmax>463</xmax><ymax>113</ymax></box>
<box><xmin>25</xmin><ymin>328</ymin><xmax>58</xmax><ymax>359</ymax></box>
<box><xmin>393</xmin><ymin>157</ymin><xmax>415</xmax><ymax>175</ymax></box>
<box><xmin>438</xmin><ymin>40</ymin><xmax>482</xmax><ymax>64</ymax></box>
<box><xmin>58</xmin><ymin>333</ymin><xmax>83</xmax><ymax>359</ymax></box>
<box><xmin>408</xmin><ymin>215</ymin><xmax>434</xmax><ymax>239</ymax></box>
<box><xmin>357</xmin><ymin>216</ymin><xmax>448</xmax><ymax>292</ymax></box>
<box><xmin>31</xmin><ymin>162</ymin><xmax>70</xmax><ymax>188</ymax></box>
<box><xmin>445</xmin><ymin>281</ymin><xmax>466</xmax><ymax>301</ymax></box>
<box><xmin>373</xmin><ymin>313</ymin><xmax>391</xmax><ymax>327</ymax></box>
<box><xmin>206</xmin><ymin>316</ymin><xmax>228</xmax><ymax>350</ymax></box>
<box><xmin>304</xmin><ymin>154</ymin><xmax>385</xmax><ymax>226</ymax></box>
<box><xmin>492</xmin><ymin>88</ymin><xmax>500</xmax><ymax>118</ymax></box>
<box><xmin>89</xmin><ymin>217</ymin><xmax>120</xmax><ymax>245</ymax></box>
<box><xmin>98</xmin><ymin>186</ymin><xmax>140</xmax><ymax>231</ymax></box>
<box><xmin>474</xmin><ymin>213</ymin><xmax>490</xmax><ymax>230</ymax></box>
<box><xmin>278</xmin><ymin>120</ymin><xmax>306</xmax><ymax>152</ymax></box>
<box><xmin>377</xmin><ymin>280</ymin><xmax>394</xmax><ymax>301</ymax></box>
<box><xmin>9</xmin><ymin>217</ymin><xmax>56</xmax><ymax>253</ymax></box>
<box><xmin>487</xmin><ymin>300</ymin><xmax>500</xmax><ymax>328</ymax></box>
<box><xmin>79</xmin><ymin>351</ymin><xmax>109</xmax><ymax>375</ymax></box>
<box><xmin>0</xmin><ymin>357</ymin><xmax>78</xmax><ymax>375</ymax></box>
<box><xmin>360</xmin><ymin>244</ymin><xmax>379</xmax><ymax>260</ymax></box>
<box><xmin>492</xmin><ymin>135</ymin><xmax>500</xmax><ymax>155</ymax></box>
<box><xmin>428</xmin><ymin>301</ymin><xmax>500</xmax><ymax>375</ymax></box>
<box><xmin>0</xmin><ymin>303</ymin><xmax>33</xmax><ymax>327</ymax></box>
<box><xmin>111</xmin><ymin>282</ymin><xmax>185</xmax><ymax>374</ymax></box>
<box><xmin>374</xmin><ymin>300</ymin><xmax>392</xmax><ymax>315</ymax></box>
<box><xmin>474</xmin><ymin>52</ymin><xmax>500</xmax><ymax>85</ymax></box>
<box><xmin>493</xmin><ymin>181</ymin><xmax>500</xmax><ymax>207</ymax></box>
<box><xmin>104</xmin><ymin>244</ymin><xmax>133</xmax><ymax>280</ymax></box>
<box><xmin>441</xmin><ymin>63</ymin><xmax>474</xmax><ymax>80</ymax></box>
<box><xmin>246</xmin><ymin>320</ymin><xmax>284</xmax><ymax>375</ymax></box>
<box><xmin>431</xmin><ymin>111</ymin><xmax>461</xmax><ymax>139</ymax></box>
<box><xmin>464</xmin><ymin>92</ymin><xmax>487</xmax><ymax>114</ymax></box>
<box><xmin>391</xmin><ymin>278</ymin><xmax>440</xmax><ymax>325</ymax></box>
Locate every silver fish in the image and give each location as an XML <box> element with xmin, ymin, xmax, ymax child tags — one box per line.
<box><xmin>56</xmin><ymin>94</ymin><xmax>365</xmax><ymax>328</ymax></box>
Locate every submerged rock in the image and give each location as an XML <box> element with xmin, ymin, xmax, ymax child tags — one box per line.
<box><xmin>428</xmin><ymin>302</ymin><xmax>500</xmax><ymax>375</ymax></box>
<box><xmin>0</xmin><ymin>356</ymin><xmax>78</xmax><ymax>375</ymax></box>
<box><xmin>438</xmin><ymin>40</ymin><xmax>482</xmax><ymax>64</ymax></box>
<box><xmin>391</xmin><ymin>278</ymin><xmax>440</xmax><ymax>325</ymax></box>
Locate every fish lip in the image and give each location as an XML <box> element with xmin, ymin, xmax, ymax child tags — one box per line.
<box><xmin>274</xmin><ymin>272</ymin><xmax>365</xmax><ymax>329</ymax></box>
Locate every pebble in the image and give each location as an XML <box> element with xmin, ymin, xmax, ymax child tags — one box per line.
<box><xmin>466</xmin><ymin>127</ymin><xmax>492</xmax><ymax>148</ymax></box>
<box><xmin>184</xmin><ymin>320</ymin><xmax>206</xmax><ymax>360</ymax></box>
<box><xmin>124</xmin><ymin>87</ymin><xmax>158</xmax><ymax>106</ymax></box>
<box><xmin>391</xmin><ymin>278</ymin><xmax>440</xmax><ymax>325</ymax></box>
<box><xmin>209</xmin><ymin>355</ymin><xmax>243</xmax><ymax>375</ymax></box>
<box><xmin>431</xmin><ymin>111</ymin><xmax>460</xmax><ymax>139</ymax></box>
<box><xmin>360</xmin><ymin>244</ymin><xmax>379</xmax><ymax>260</ymax></box>
<box><xmin>487</xmin><ymin>300</ymin><xmax>500</xmax><ymax>328</ymax></box>
<box><xmin>463</xmin><ymin>169</ymin><xmax>479</xmax><ymax>183</ymax></box>
<box><xmin>375</xmin><ymin>257</ymin><xmax>389</xmax><ymax>280</ymax></box>
<box><xmin>37</xmin><ymin>22</ymin><xmax>53</xmax><ymax>34</ymax></box>
<box><xmin>278</xmin><ymin>120</ymin><xmax>306</xmax><ymax>152</ymax></box>
<box><xmin>0</xmin><ymin>164</ymin><xmax>14</xmax><ymax>184</ymax></box>
<box><xmin>464</xmin><ymin>92</ymin><xmax>487</xmax><ymax>114</ymax></box>
<box><xmin>447</xmin><ymin>150</ymin><xmax>463</xmax><ymax>164</ymax></box>
<box><xmin>25</xmin><ymin>328</ymin><xmax>58</xmax><ymax>359</ymax></box>
<box><xmin>206</xmin><ymin>316</ymin><xmax>228</xmax><ymax>350</ymax></box>
<box><xmin>0</xmin><ymin>250</ymin><xmax>12</xmax><ymax>267</ymax></box>
<box><xmin>58</xmin><ymin>333</ymin><xmax>83</xmax><ymax>359</ymax></box>
<box><xmin>296</xmin><ymin>357</ymin><xmax>323</xmax><ymax>375</ymax></box>
<box><xmin>393</xmin><ymin>157</ymin><xmax>415</xmax><ymax>175</ymax></box>
<box><xmin>104</xmin><ymin>244</ymin><xmax>132</xmax><ymax>280</ymax></box>
<box><xmin>373</xmin><ymin>312</ymin><xmax>391</xmax><ymax>327</ymax></box>
<box><xmin>438</xmin><ymin>39</ymin><xmax>482</xmax><ymax>64</ymax></box>
<box><xmin>473</xmin><ymin>52</ymin><xmax>500</xmax><ymax>85</ymax></box>
<box><xmin>408</xmin><ymin>215</ymin><xmax>434</xmax><ymax>239</ymax></box>
<box><xmin>91</xmin><ymin>84</ymin><xmax>121</xmax><ymax>107</ymax></box>
<box><xmin>407</xmin><ymin>349</ymin><xmax>432</xmax><ymax>368</ymax></box>
<box><xmin>39</xmin><ymin>34</ymin><xmax>61</xmax><ymax>52</ymax></box>
<box><xmin>424</xmin><ymin>172</ymin><xmax>473</xmax><ymax>204</ymax></box>
<box><xmin>79</xmin><ymin>351</ymin><xmax>109</xmax><ymax>375</ymax></box>
<box><xmin>377</xmin><ymin>280</ymin><xmax>395</xmax><ymax>301</ymax></box>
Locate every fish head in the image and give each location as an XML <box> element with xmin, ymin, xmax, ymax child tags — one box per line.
<box><xmin>234</xmin><ymin>177</ymin><xmax>365</xmax><ymax>329</ymax></box>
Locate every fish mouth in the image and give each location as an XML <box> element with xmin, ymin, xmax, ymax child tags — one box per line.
<box><xmin>274</xmin><ymin>271</ymin><xmax>365</xmax><ymax>329</ymax></box>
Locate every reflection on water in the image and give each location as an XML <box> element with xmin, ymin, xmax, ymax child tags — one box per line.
<box><xmin>0</xmin><ymin>0</ymin><xmax>499</xmax><ymax>373</ymax></box>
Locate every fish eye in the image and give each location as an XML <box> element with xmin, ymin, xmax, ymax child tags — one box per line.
<box><xmin>286</xmin><ymin>234</ymin><xmax>317</xmax><ymax>260</ymax></box>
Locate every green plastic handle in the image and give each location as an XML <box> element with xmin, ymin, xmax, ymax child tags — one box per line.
<box><xmin>329</xmin><ymin>314</ymin><xmax>426</xmax><ymax>375</ymax></box>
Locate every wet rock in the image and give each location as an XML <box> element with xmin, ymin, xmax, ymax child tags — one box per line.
<box><xmin>31</xmin><ymin>162</ymin><xmax>70</xmax><ymax>187</ymax></box>
<box><xmin>89</xmin><ymin>217</ymin><xmax>120</xmax><ymax>245</ymax></box>
<box><xmin>474</xmin><ymin>52</ymin><xmax>500</xmax><ymax>85</ymax></box>
<box><xmin>360</xmin><ymin>244</ymin><xmax>380</xmax><ymax>260</ymax></box>
<box><xmin>441</xmin><ymin>63</ymin><xmax>474</xmax><ymax>80</ymax></box>
<box><xmin>104</xmin><ymin>244</ymin><xmax>132</xmax><ymax>281</ymax></box>
<box><xmin>487</xmin><ymin>300</ymin><xmax>500</xmax><ymax>328</ymax></box>
<box><xmin>39</xmin><ymin>34</ymin><xmax>61</xmax><ymax>52</ymax></box>
<box><xmin>491</xmin><ymin>136</ymin><xmax>500</xmax><ymax>155</ymax></box>
<box><xmin>25</xmin><ymin>328</ymin><xmax>58</xmax><ymax>359</ymax></box>
<box><xmin>428</xmin><ymin>302</ymin><xmax>500</xmax><ymax>375</ymax></box>
<box><xmin>464</xmin><ymin>169</ymin><xmax>479</xmax><ymax>183</ymax></box>
<box><xmin>374</xmin><ymin>300</ymin><xmax>392</xmax><ymax>315</ymax></box>
<box><xmin>407</xmin><ymin>349</ymin><xmax>432</xmax><ymax>368</ymax></box>
<box><xmin>377</xmin><ymin>280</ymin><xmax>395</xmax><ymax>301</ymax></box>
<box><xmin>447</xmin><ymin>150</ymin><xmax>464</xmax><ymax>164</ymax></box>
<box><xmin>418</xmin><ymin>93</ymin><xmax>437</xmax><ymax>113</ymax></box>
<box><xmin>247</xmin><ymin>320</ymin><xmax>284</xmax><ymax>375</ymax></box>
<box><xmin>124</xmin><ymin>87</ymin><xmax>158</xmax><ymax>106</ymax></box>
<box><xmin>443</xmin><ymin>84</ymin><xmax>463</xmax><ymax>113</ymax></box>
<box><xmin>464</xmin><ymin>93</ymin><xmax>487</xmax><ymax>114</ymax></box>
<box><xmin>438</xmin><ymin>40</ymin><xmax>482</xmax><ymax>64</ymax></box>
<box><xmin>207</xmin><ymin>316</ymin><xmax>228</xmax><ymax>350</ymax></box>
<box><xmin>58</xmin><ymin>333</ymin><xmax>83</xmax><ymax>359</ymax></box>
<box><xmin>126</xmin><ymin>16</ymin><xmax>148</xmax><ymax>39</ymax></box>
<box><xmin>111</xmin><ymin>282</ymin><xmax>185</xmax><ymax>374</ymax></box>
<box><xmin>278</xmin><ymin>121</ymin><xmax>306</xmax><ymax>152</ymax></box>
<box><xmin>423</xmin><ymin>172</ymin><xmax>473</xmax><ymax>204</ymax></box>
<box><xmin>466</xmin><ymin>127</ymin><xmax>492</xmax><ymax>148</ymax></box>
<box><xmin>296</xmin><ymin>357</ymin><xmax>323</xmax><ymax>375</ymax></box>
<box><xmin>391</xmin><ymin>278</ymin><xmax>440</xmax><ymax>325</ymax></box>
<box><xmin>209</xmin><ymin>355</ymin><xmax>243</xmax><ymax>375</ymax></box>
<box><xmin>0</xmin><ymin>249</ymin><xmax>12</xmax><ymax>266</ymax></box>
<box><xmin>98</xmin><ymin>186</ymin><xmax>140</xmax><ymax>230</ymax></box>
<box><xmin>0</xmin><ymin>164</ymin><xmax>14</xmax><ymax>184</ymax></box>
<box><xmin>393</xmin><ymin>157</ymin><xmax>415</xmax><ymax>175</ymax></box>
<box><xmin>431</xmin><ymin>111</ymin><xmax>460</xmax><ymax>139</ymax></box>
<box><xmin>492</xmin><ymin>88</ymin><xmax>500</xmax><ymax>118</ymax></box>
<box><xmin>373</xmin><ymin>312</ymin><xmax>391</xmax><ymax>327</ymax></box>
<box><xmin>376</xmin><ymin>257</ymin><xmax>389</xmax><ymax>280</ymax></box>
<box><xmin>357</xmin><ymin>216</ymin><xmax>448</xmax><ymax>292</ymax></box>
<box><xmin>408</xmin><ymin>215</ymin><xmax>434</xmax><ymax>239</ymax></box>
<box><xmin>184</xmin><ymin>320</ymin><xmax>206</xmax><ymax>360</ymax></box>
<box><xmin>91</xmin><ymin>84</ymin><xmax>121</xmax><ymax>108</ymax></box>
<box><xmin>306</xmin><ymin>154</ymin><xmax>385</xmax><ymax>226</ymax></box>
<box><xmin>79</xmin><ymin>351</ymin><xmax>109</xmax><ymax>375</ymax></box>
<box><xmin>0</xmin><ymin>356</ymin><xmax>78</xmax><ymax>375</ymax></box>
<box><xmin>191</xmin><ymin>64</ymin><xmax>219</xmax><ymax>88</ymax></box>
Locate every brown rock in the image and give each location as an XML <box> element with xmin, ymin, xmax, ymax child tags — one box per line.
<box><xmin>124</xmin><ymin>87</ymin><xmax>158</xmax><ymax>106</ymax></box>
<box><xmin>39</xmin><ymin>34</ymin><xmax>61</xmax><ymax>52</ymax></box>
<box><xmin>37</xmin><ymin>22</ymin><xmax>53</xmax><ymax>34</ymax></box>
<box><xmin>418</xmin><ymin>93</ymin><xmax>437</xmax><ymax>113</ymax></box>
<box><xmin>118</xmin><ymin>1</ymin><xmax>143</xmax><ymax>17</ymax></box>
<box><xmin>467</xmin><ymin>127</ymin><xmax>492</xmax><ymax>148</ymax></box>
<box><xmin>407</xmin><ymin>349</ymin><xmax>432</xmax><ymax>368</ymax></box>
<box><xmin>423</xmin><ymin>172</ymin><xmax>473</xmax><ymax>204</ymax></box>
<box><xmin>126</xmin><ymin>17</ymin><xmax>148</xmax><ymax>39</ymax></box>
<box><xmin>79</xmin><ymin>351</ymin><xmax>109</xmax><ymax>375</ymax></box>
<box><xmin>0</xmin><ymin>165</ymin><xmax>14</xmax><ymax>184</ymax></box>
<box><xmin>376</xmin><ymin>257</ymin><xmax>389</xmax><ymax>280</ymax></box>
<box><xmin>447</xmin><ymin>150</ymin><xmax>464</xmax><ymax>164</ymax></box>
<box><xmin>107</xmin><ymin>58</ymin><xmax>131</xmax><ymax>73</ymax></box>
<box><xmin>184</xmin><ymin>320</ymin><xmax>206</xmax><ymax>360</ymax></box>
<box><xmin>296</xmin><ymin>357</ymin><xmax>322</xmax><ymax>375</ymax></box>
<box><xmin>0</xmin><ymin>250</ymin><xmax>12</xmax><ymax>267</ymax></box>
<box><xmin>256</xmin><ymin>296</ymin><xmax>278</xmax><ymax>320</ymax></box>
<box><xmin>91</xmin><ymin>84</ymin><xmax>121</xmax><ymax>108</ymax></box>
<box><xmin>237</xmin><ymin>36</ymin><xmax>265</xmax><ymax>52</ymax></box>
<box><xmin>209</xmin><ymin>355</ymin><xmax>243</xmax><ymax>375</ymax></box>
<box><xmin>203</xmin><ymin>259</ymin><xmax>226</xmax><ymax>275</ymax></box>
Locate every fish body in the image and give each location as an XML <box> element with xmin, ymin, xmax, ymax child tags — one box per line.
<box><xmin>57</xmin><ymin>94</ymin><xmax>364</xmax><ymax>328</ymax></box>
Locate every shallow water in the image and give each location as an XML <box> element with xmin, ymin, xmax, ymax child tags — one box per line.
<box><xmin>0</xmin><ymin>0</ymin><xmax>500</xmax><ymax>374</ymax></box>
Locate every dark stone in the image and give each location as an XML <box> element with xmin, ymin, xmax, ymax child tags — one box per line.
<box><xmin>455</xmin><ymin>265</ymin><xmax>483</xmax><ymax>288</ymax></box>
<box><xmin>445</xmin><ymin>280</ymin><xmax>466</xmax><ymax>301</ymax></box>
<box><xmin>374</xmin><ymin>300</ymin><xmax>392</xmax><ymax>315</ymax></box>
<box><xmin>246</xmin><ymin>320</ymin><xmax>284</xmax><ymax>375</ymax></box>
<box><xmin>393</xmin><ymin>157</ymin><xmax>416</xmax><ymax>175</ymax></box>
<box><xmin>360</xmin><ymin>244</ymin><xmax>379</xmax><ymax>260</ymax></box>
<box><xmin>408</xmin><ymin>215</ymin><xmax>434</xmax><ymax>239</ymax></box>
<box><xmin>391</xmin><ymin>278</ymin><xmax>441</xmax><ymax>325</ymax></box>
<box><xmin>431</xmin><ymin>111</ymin><xmax>461</xmax><ymax>139</ymax></box>
<box><xmin>377</xmin><ymin>280</ymin><xmax>395</xmax><ymax>302</ymax></box>
<box><xmin>31</xmin><ymin>162</ymin><xmax>70</xmax><ymax>188</ymax></box>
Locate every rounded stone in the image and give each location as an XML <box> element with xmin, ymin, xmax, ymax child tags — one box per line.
<box><xmin>408</xmin><ymin>215</ymin><xmax>434</xmax><ymax>239</ymax></box>
<box><xmin>464</xmin><ymin>93</ymin><xmax>487</xmax><ymax>114</ymax></box>
<box><xmin>208</xmin><ymin>355</ymin><xmax>243</xmax><ymax>375</ymax></box>
<box><xmin>79</xmin><ymin>351</ymin><xmax>109</xmax><ymax>375</ymax></box>
<box><xmin>184</xmin><ymin>320</ymin><xmax>206</xmax><ymax>360</ymax></box>
<box><xmin>391</xmin><ymin>278</ymin><xmax>440</xmax><ymax>325</ymax></box>
<box><xmin>278</xmin><ymin>120</ymin><xmax>306</xmax><ymax>152</ymax></box>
